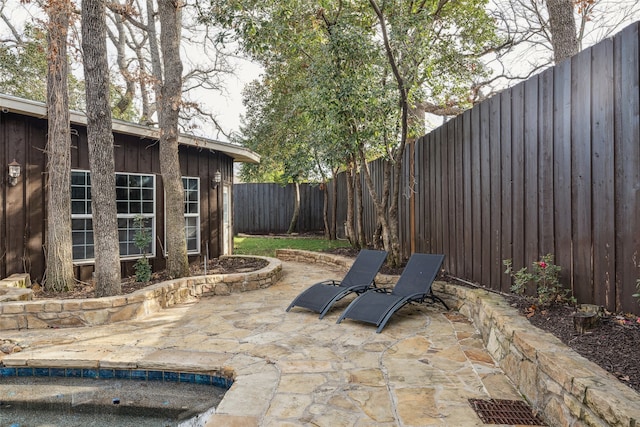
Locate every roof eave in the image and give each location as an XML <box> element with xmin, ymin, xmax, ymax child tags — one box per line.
<box><xmin>0</xmin><ymin>93</ymin><xmax>260</xmax><ymax>164</ymax></box>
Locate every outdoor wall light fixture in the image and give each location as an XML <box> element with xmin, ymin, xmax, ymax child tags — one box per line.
<box><xmin>212</xmin><ymin>170</ymin><xmax>222</xmax><ymax>188</ymax></box>
<box><xmin>8</xmin><ymin>159</ymin><xmax>20</xmax><ymax>187</ymax></box>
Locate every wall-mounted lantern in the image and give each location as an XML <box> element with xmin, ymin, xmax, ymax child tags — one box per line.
<box><xmin>212</xmin><ymin>170</ymin><xmax>222</xmax><ymax>188</ymax></box>
<box><xmin>8</xmin><ymin>159</ymin><xmax>20</xmax><ymax>187</ymax></box>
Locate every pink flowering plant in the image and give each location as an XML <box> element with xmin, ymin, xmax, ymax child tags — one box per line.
<box><xmin>503</xmin><ymin>254</ymin><xmax>575</xmax><ymax>306</ymax></box>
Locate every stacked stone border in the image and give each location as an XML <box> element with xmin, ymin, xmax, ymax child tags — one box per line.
<box><xmin>277</xmin><ymin>249</ymin><xmax>640</xmax><ymax>427</ymax></box>
<box><xmin>0</xmin><ymin>255</ymin><xmax>282</xmax><ymax>330</ymax></box>
<box><xmin>0</xmin><ymin>274</ymin><xmax>33</xmax><ymax>303</ymax></box>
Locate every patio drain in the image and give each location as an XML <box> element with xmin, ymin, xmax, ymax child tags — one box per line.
<box><xmin>468</xmin><ymin>399</ymin><xmax>547</xmax><ymax>425</ymax></box>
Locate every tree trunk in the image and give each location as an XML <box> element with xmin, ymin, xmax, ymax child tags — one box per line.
<box><xmin>330</xmin><ymin>168</ymin><xmax>339</xmax><ymax>240</ymax></box>
<box><xmin>45</xmin><ymin>0</ymin><xmax>75</xmax><ymax>292</ymax></box>
<box><xmin>546</xmin><ymin>0</ymin><xmax>579</xmax><ymax>63</ymax></box>
<box><xmin>287</xmin><ymin>182</ymin><xmax>300</xmax><ymax>234</ymax></box>
<box><xmin>367</xmin><ymin>0</ymin><xmax>410</xmax><ymax>267</ymax></box>
<box><xmin>321</xmin><ymin>182</ymin><xmax>330</xmax><ymax>239</ymax></box>
<box><xmin>354</xmin><ymin>166</ymin><xmax>366</xmax><ymax>248</ymax></box>
<box><xmin>345</xmin><ymin>161</ymin><xmax>357</xmax><ymax>248</ymax></box>
<box><xmin>359</xmin><ymin>146</ymin><xmax>394</xmax><ymax>260</ymax></box>
<box><xmin>158</xmin><ymin>0</ymin><xmax>189</xmax><ymax>279</ymax></box>
<box><xmin>82</xmin><ymin>0</ymin><xmax>122</xmax><ymax>296</ymax></box>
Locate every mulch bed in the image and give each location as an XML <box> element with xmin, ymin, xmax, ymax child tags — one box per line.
<box><xmin>33</xmin><ymin>257</ymin><xmax>269</xmax><ymax>300</ymax></box>
<box><xmin>505</xmin><ymin>296</ymin><xmax>640</xmax><ymax>394</ymax></box>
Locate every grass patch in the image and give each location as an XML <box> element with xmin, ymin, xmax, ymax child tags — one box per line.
<box><xmin>233</xmin><ymin>235</ymin><xmax>352</xmax><ymax>257</ymax></box>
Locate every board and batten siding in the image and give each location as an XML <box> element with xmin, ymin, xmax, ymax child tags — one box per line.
<box><xmin>0</xmin><ymin>110</ymin><xmax>234</xmax><ymax>283</ymax></box>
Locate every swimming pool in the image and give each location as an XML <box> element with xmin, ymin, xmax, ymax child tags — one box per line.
<box><xmin>0</xmin><ymin>367</ymin><xmax>230</xmax><ymax>426</ymax></box>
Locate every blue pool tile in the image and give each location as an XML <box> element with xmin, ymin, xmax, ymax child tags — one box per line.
<box><xmin>66</xmin><ymin>368</ymin><xmax>82</xmax><ymax>378</ymax></box>
<box><xmin>0</xmin><ymin>367</ymin><xmax>17</xmax><ymax>377</ymax></box>
<box><xmin>82</xmin><ymin>369</ymin><xmax>98</xmax><ymax>379</ymax></box>
<box><xmin>50</xmin><ymin>368</ymin><xmax>66</xmax><ymax>377</ymax></box>
<box><xmin>213</xmin><ymin>376</ymin><xmax>233</xmax><ymax>389</ymax></box>
<box><xmin>34</xmin><ymin>368</ymin><xmax>50</xmax><ymax>377</ymax></box>
<box><xmin>194</xmin><ymin>374</ymin><xmax>211</xmax><ymax>385</ymax></box>
<box><xmin>164</xmin><ymin>371</ymin><xmax>179</xmax><ymax>382</ymax></box>
<box><xmin>147</xmin><ymin>370</ymin><xmax>163</xmax><ymax>381</ymax></box>
<box><xmin>17</xmin><ymin>368</ymin><xmax>33</xmax><ymax>377</ymax></box>
<box><xmin>114</xmin><ymin>369</ymin><xmax>131</xmax><ymax>380</ymax></box>
<box><xmin>179</xmin><ymin>372</ymin><xmax>195</xmax><ymax>384</ymax></box>
<box><xmin>130</xmin><ymin>370</ymin><xmax>147</xmax><ymax>380</ymax></box>
<box><xmin>98</xmin><ymin>369</ymin><xmax>114</xmax><ymax>379</ymax></box>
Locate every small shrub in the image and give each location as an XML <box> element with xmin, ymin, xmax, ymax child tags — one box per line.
<box><xmin>503</xmin><ymin>254</ymin><xmax>575</xmax><ymax>306</ymax></box>
<box><xmin>633</xmin><ymin>278</ymin><xmax>640</xmax><ymax>305</ymax></box>
<box><xmin>133</xmin><ymin>216</ymin><xmax>152</xmax><ymax>283</ymax></box>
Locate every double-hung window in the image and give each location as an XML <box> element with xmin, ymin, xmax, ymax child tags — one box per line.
<box><xmin>183</xmin><ymin>177</ymin><xmax>200</xmax><ymax>254</ymax></box>
<box><xmin>71</xmin><ymin>170</ymin><xmax>156</xmax><ymax>262</ymax></box>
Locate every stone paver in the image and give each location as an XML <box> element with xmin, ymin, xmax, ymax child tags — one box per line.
<box><xmin>0</xmin><ymin>261</ymin><xmax>527</xmax><ymax>426</ymax></box>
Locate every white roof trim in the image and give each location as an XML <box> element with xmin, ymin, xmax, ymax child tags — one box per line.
<box><xmin>0</xmin><ymin>93</ymin><xmax>260</xmax><ymax>164</ymax></box>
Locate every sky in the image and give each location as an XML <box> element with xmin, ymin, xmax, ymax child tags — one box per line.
<box><xmin>2</xmin><ymin>0</ymin><xmax>639</xmax><ymax>143</ymax></box>
<box><xmin>0</xmin><ymin>0</ymin><xmax>261</xmax><ymax>142</ymax></box>
<box><xmin>195</xmin><ymin>57</ymin><xmax>263</xmax><ymax>142</ymax></box>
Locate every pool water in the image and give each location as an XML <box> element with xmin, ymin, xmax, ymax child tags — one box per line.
<box><xmin>0</xmin><ymin>376</ymin><xmax>225</xmax><ymax>427</ymax></box>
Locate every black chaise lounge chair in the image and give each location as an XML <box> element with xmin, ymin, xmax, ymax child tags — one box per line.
<box><xmin>336</xmin><ymin>253</ymin><xmax>448</xmax><ymax>333</ymax></box>
<box><xmin>286</xmin><ymin>249</ymin><xmax>388</xmax><ymax>319</ymax></box>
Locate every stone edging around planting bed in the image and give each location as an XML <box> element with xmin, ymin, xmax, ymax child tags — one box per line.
<box><xmin>276</xmin><ymin>249</ymin><xmax>640</xmax><ymax>427</ymax></box>
<box><xmin>0</xmin><ymin>274</ymin><xmax>33</xmax><ymax>303</ymax></box>
<box><xmin>0</xmin><ymin>255</ymin><xmax>282</xmax><ymax>330</ymax></box>
<box><xmin>275</xmin><ymin>248</ymin><xmax>397</xmax><ymax>286</ymax></box>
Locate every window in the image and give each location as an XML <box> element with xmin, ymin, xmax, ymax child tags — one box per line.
<box><xmin>71</xmin><ymin>170</ymin><xmax>155</xmax><ymax>262</ymax></box>
<box><xmin>183</xmin><ymin>177</ymin><xmax>200</xmax><ymax>253</ymax></box>
<box><xmin>70</xmin><ymin>171</ymin><xmax>94</xmax><ymax>260</ymax></box>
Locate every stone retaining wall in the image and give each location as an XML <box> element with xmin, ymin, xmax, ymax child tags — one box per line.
<box><xmin>434</xmin><ymin>283</ymin><xmax>640</xmax><ymax>427</ymax></box>
<box><xmin>278</xmin><ymin>249</ymin><xmax>640</xmax><ymax>427</ymax></box>
<box><xmin>275</xmin><ymin>248</ymin><xmax>396</xmax><ymax>286</ymax></box>
<box><xmin>0</xmin><ymin>256</ymin><xmax>282</xmax><ymax>330</ymax></box>
<box><xmin>0</xmin><ymin>274</ymin><xmax>33</xmax><ymax>303</ymax></box>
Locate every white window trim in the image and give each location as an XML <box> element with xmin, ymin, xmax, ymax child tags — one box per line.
<box><xmin>163</xmin><ymin>176</ymin><xmax>201</xmax><ymax>256</ymax></box>
<box><xmin>183</xmin><ymin>176</ymin><xmax>201</xmax><ymax>255</ymax></box>
<box><xmin>71</xmin><ymin>169</ymin><xmax>157</xmax><ymax>264</ymax></box>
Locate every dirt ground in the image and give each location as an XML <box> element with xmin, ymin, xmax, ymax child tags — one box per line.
<box><xmin>506</xmin><ymin>296</ymin><xmax>640</xmax><ymax>394</ymax></box>
<box><xmin>33</xmin><ymin>257</ymin><xmax>269</xmax><ymax>300</ymax></box>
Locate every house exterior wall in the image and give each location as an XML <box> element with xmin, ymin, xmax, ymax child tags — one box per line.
<box><xmin>0</xmin><ymin>110</ymin><xmax>233</xmax><ymax>284</ymax></box>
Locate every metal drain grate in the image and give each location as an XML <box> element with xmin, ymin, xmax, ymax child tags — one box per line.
<box><xmin>468</xmin><ymin>399</ymin><xmax>547</xmax><ymax>425</ymax></box>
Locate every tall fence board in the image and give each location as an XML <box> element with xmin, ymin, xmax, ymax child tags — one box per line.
<box><xmin>234</xmin><ymin>183</ymin><xmax>324</xmax><ymax>234</ymax></box>
<box><xmin>234</xmin><ymin>23</ymin><xmax>640</xmax><ymax>313</ymax></box>
<box><xmin>329</xmin><ymin>22</ymin><xmax>640</xmax><ymax>314</ymax></box>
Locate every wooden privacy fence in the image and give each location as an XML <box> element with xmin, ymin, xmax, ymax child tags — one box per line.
<box><xmin>234</xmin><ymin>183</ymin><xmax>325</xmax><ymax>234</ymax></box>
<box><xmin>332</xmin><ymin>22</ymin><xmax>640</xmax><ymax>314</ymax></box>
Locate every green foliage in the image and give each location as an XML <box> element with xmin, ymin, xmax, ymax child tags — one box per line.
<box><xmin>204</xmin><ymin>0</ymin><xmax>499</xmax><ymax>182</ymax></box>
<box><xmin>0</xmin><ymin>24</ymin><xmax>137</xmax><ymax>119</ymax></box>
<box><xmin>133</xmin><ymin>216</ymin><xmax>152</xmax><ymax>283</ymax></box>
<box><xmin>233</xmin><ymin>235</ymin><xmax>351</xmax><ymax>257</ymax></box>
<box><xmin>0</xmin><ymin>25</ymin><xmax>48</xmax><ymax>102</ymax></box>
<box><xmin>503</xmin><ymin>254</ymin><xmax>575</xmax><ymax>306</ymax></box>
<box><xmin>0</xmin><ymin>25</ymin><xmax>87</xmax><ymax>108</ymax></box>
<box><xmin>633</xmin><ymin>278</ymin><xmax>640</xmax><ymax>305</ymax></box>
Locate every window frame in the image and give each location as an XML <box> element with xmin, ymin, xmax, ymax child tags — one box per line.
<box><xmin>70</xmin><ymin>169</ymin><xmax>157</xmax><ymax>264</ymax></box>
<box><xmin>182</xmin><ymin>176</ymin><xmax>201</xmax><ymax>255</ymax></box>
